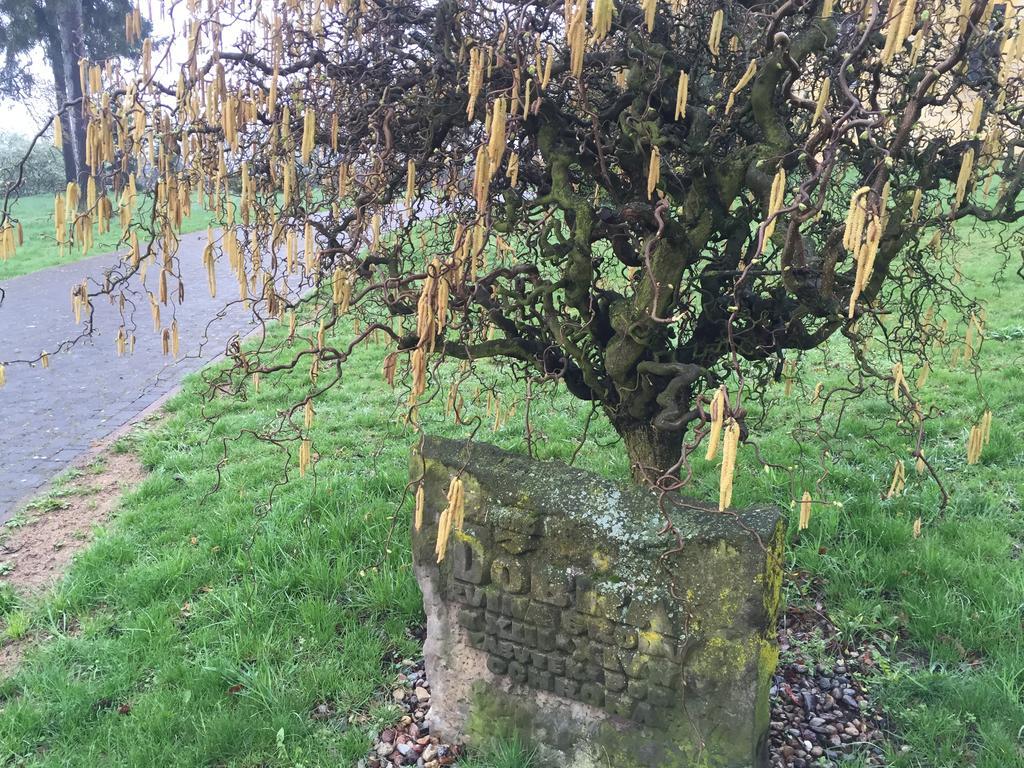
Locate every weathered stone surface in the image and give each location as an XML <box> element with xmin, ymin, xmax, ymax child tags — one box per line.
<box><xmin>411</xmin><ymin>436</ymin><xmax>784</xmax><ymax>768</ymax></box>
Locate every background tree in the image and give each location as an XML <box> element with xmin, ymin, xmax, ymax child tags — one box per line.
<box><xmin>0</xmin><ymin>0</ymin><xmax>145</xmax><ymax>185</ymax></box>
<box><xmin>2</xmin><ymin>0</ymin><xmax>1022</xmax><ymax>506</ymax></box>
<box><xmin>0</xmin><ymin>130</ymin><xmax>65</xmax><ymax>194</ymax></box>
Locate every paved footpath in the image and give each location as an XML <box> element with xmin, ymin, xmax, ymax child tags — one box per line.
<box><xmin>0</xmin><ymin>230</ymin><xmax>256</xmax><ymax>518</ymax></box>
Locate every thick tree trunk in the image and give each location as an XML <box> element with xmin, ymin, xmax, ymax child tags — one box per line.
<box><xmin>618</xmin><ymin>421</ymin><xmax>684</xmax><ymax>485</ymax></box>
<box><xmin>48</xmin><ymin>39</ymin><xmax>78</xmax><ymax>184</ymax></box>
<box><xmin>35</xmin><ymin>2</ymin><xmax>78</xmax><ymax>184</ymax></box>
<box><xmin>58</xmin><ymin>0</ymin><xmax>89</xmax><ymax>192</ymax></box>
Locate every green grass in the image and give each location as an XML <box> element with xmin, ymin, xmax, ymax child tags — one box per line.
<box><xmin>0</xmin><ymin>193</ymin><xmax>221</xmax><ymax>280</ymax></box>
<box><xmin>0</xmin><ymin>224</ymin><xmax>1021</xmax><ymax>767</ymax></box>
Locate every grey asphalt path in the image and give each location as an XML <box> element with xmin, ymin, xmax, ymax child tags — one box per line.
<box><xmin>0</xmin><ymin>230</ymin><xmax>258</xmax><ymax>518</ymax></box>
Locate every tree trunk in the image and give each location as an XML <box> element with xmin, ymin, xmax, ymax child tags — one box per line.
<box><xmin>47</xmin><ymin>37</ymin><xmax>78</xmax><ymax>183</ymax></box>
<box><xmin>618</xmin><ymin>421</ymin><xmax>684</xmax><ymax>485</ymax></box>
<box><xmin>58</xmin><ymin>0</ymin><xmax>89</xmax><ymax>193</ymax></box>
<box><xmin>36</xmin><ymin>2</ymin><xmax>78</xmax><ymax>184</ymax></box>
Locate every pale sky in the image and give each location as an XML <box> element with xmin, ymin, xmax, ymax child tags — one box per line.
<box><xmin>0</xmin><ymin>9</ymin><xmax>187</xmax><ymax>137</ymax></box>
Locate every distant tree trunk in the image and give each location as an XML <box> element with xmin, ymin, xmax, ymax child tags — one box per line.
<box><xmin>35</xmin><ymin>2</ymin><xmax>78</xmax><ymax>184</ymax></box>
<box><xmin>58</xmin><ymin>0</ymin><xmax>89</xmax><ymax>193</ymax></box>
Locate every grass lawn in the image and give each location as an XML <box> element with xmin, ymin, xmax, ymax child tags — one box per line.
<box><xmin>0</xmin><ymin>193</ymin><xmax>221</xmax><ymax>280</ymax></box>
<box><xmin>0</xmin><ymin>224</ymin><xmax>1021</xmax><ymax>767</ymax></box>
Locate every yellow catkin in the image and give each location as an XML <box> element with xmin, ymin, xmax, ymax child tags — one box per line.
<box><xmin>541</xmin><ymin>44</ymin><xmax>555</xmax><ymax>90</ymax></box>
<box><xmin>886</xmin><ymin>459</ymin><xmax>906</xmax><ymax>498</ymax></box>
<box><xmin>705</xmin><ymin>387</ymin><xmax>726</xmax><ymax>460</ymax></box>
<box><xmin>910</xmin><ymin>187</ymin><xmax>923</xmax><ymax>222</ymax></box>
<box><xmin>642</xmin><ymin>0</ymin><xmax>657</xmax><ymax>32</ymax></box>
<box><xmin>812</xmin><ymin>77</ymin><xmax>830</xmax><ymax>128</ymax></box>
<box><xmin>798</xmin><ymin>491</ymin><xmax>812</xmax><ymax>530</ymax></box>
<box><xmin>892</xmin><ymin>362</ymin><xmax>907</xmax><ymax>400</ymax></box>
<box><xmin>301</xmin><ymin>107</ymin><xmax>315</xmax><ymax>163</ymax></box>
<box><xmin>966</xmin><ymin>424</ymin><xmax>982</xmax><ymax>464</ymax></box>
<box><xmin>675</xmin><ymin>71</ymin><xmax>689</xmax><ymax>121</ymax></box>
<box><xmin>955</xmin><ymin>148</ymin><xmax>975</xmax><ymax>207</ymax></box>
<box><xmin>913</xmin><ymin>516</ymin><xmax>922</xmax><ymax>538</ymax></box>
<box><xmin>592</xmin><ymin>0</ymin><xmax>615</xmax><ymax>42</ymax></box>
<box><xmin>647</xmin><ymin>145</ymin><xmax>660</xmax><ymax>200</ymax></box>
<box><xmin>568</xmin><ymin>1</ymin><xmax>587</xmax><ymax>78</ymax></box>
<box><xmin>0</xmin><ymin>364</ymin><xmax>5</xmax><ymax>387</ymax></box>
<box><xmin>304</xmin><ymin>399</ymin><xmax>315</xmax><ymax>429</ymax></box>
<box><xmin>915</xmin><ymin>361</ymin><xmax>930</xmax><ymax>389</ymax></box>
<box><xmin>414</xmin><ymin>484</ymin><xmax>425</xmax><ymax>532</ymax></box>
<box><xmin>881</xmin><ymin>0</ymin><xmax>907</xmax><ymax>64</ymax></box>
<box><xmin>435</xmin><ymin>475</ymin><xmax>465</xmax><ymax>562</ymax></box>
<box><xmin>843</xmin><ymin>187</ymin><xmax>881</xmax><ymax>318</ymax></box>
<box><xmin>968</xmin><ymin>100</ymin><xmax>984</xmax><ymax>136</ymax></box>
<box><xmin>409</xmin><ymin>346</ymin><xmax>427</xmax><ymax>405</ymax></box>
<box><xmin>467</xmin><ymin>47</ymin><xmax>486</xmax><ymax>120</ymax></box>
<box><xmin>507</xmin><ymin>152</ymin><xmax>520</xmax><ymax>186</ymax></box>
<box><xmin>958</xmin><ymin>0</ymin><xmax>973</xmax><ymax>36</ymax></box>
<box><xmin>821</xmin><ymin>0</ymin><xmax>834</xmax><ymax>18</ymax></box>
<box><xmin>763</xmin><ymin>167</ymin><xmax>786</xmax><ymax>240</ymax></box>
<box><xmin>725</xmin><ymin>59</ymin><xmax>758</xmax><ymax>115</ymax></box>
<box><xmin>487</xmin><ymin>98</ymin><xmax>507</xmax><ymax>169</ymax></box>
<box><xmin>783</xmin><ymin>359</ymin><xmax>797</xmax><ymax>396</ymax></box>
<box><xmin>718</xmin><ymin>418</ymin><xmax>741</xmax><ymax>511</ymax></box>
<box><xmin>708</xmin><ymin>9</ymin><xmax>724</xmax><ymax>59</ymax></box>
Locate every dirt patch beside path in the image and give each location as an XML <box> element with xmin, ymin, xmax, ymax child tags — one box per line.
<box><xmin>1</xmin><ymin>447</ymin><xmax>145</xmax><ymax>595</ymax></box>
<box><xmin>0</xmin><ymin>420</ymin><xmax>153</xmax><ymax>676</ymax></box>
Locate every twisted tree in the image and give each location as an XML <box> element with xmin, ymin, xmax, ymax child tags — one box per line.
<box><xmin>1</xmin><ymin>0</ymin><xmax>1022</xmax><ymax>500</ymax></box>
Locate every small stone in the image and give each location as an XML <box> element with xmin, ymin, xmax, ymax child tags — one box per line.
<box><xmin>801</xmin><ymin>691</ymin><xmax>817</xmax><ymax>713</ymax></box>
<box><xmin>414</xmin><ymin>686</ymin><xmax>430</xmax><ymax>702</ymax></box>
<box><xmin>393</xmin><ymin>688</ymin><xmax>406</xmax><ymax>702</ymax></box>
<box><xmin>376</xmin><ymin>742</ymin><xmax>393</xmax><ymax>757</ymax></box>
<box><xmin>809</xmin><ymin>717</ymin><xmax>825</xmax><ymax>727</ymax></box>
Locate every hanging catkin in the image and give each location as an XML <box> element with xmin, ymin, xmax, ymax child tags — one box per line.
<box><xmin>647</xmin><ymin>145</ymin><xmax>661</xmax><ymax>199</ymax></box>
<box><xmin>708</xmin><ymin>9</ymin><xmax>724</xmax><ymax>59</ymax></box>
<box><xmin>642</xmin><ymin>0</ymin><xmax>657</xmax><ymax>32</ymax></box>
<box><xmin>725</xmin><ymin>59</ymin><xmax>758</xmax><ymax>114</ymax></box>
<box><xmin>886</xmin><ymin>459</ymin><xmax>906</xmax><ymax>498</ymax></box>
<box><xmin>798</xmin><ymin>491</ymin><xmax>812</xmax><ymax>530</ymax></box>
<box><xmin>675</xmin><ymin>71</ymin><xmax>689</xmax><ymax>121</ymax></box>
<box><xmin>955</xmin><ymin>148</ymin><xmax>975</xmax><ymax>207</ymax></box>
<box><xmin>718</xmin><ymin>418</ymin><xmax>740</xmax><ymax>511</ymax></box>
<box><xmin>568</xmin><ymin>0</ymin><xmax>587</xmax><ymax>77</ymax></box>
<box><xmin>763</xmin><ymin>167</ymin><xmax>786</xmax><ymax>240</ymax></box>
<box><xmin>592</xmin><ymin>0</ymin><xmax>615</xmax><ymax>42</ymax></box>
<box><xmin>414</xmin><ymin>484</ymin><xmax>425</xmax><ymax>532</ymax></box>
<box><xmin>434</xmin><ymin>475</ymin><xmax>465</xmax><ymax>563</ymax></box>
<box><xmin>705</xmin><ymin>387</ymin><xmax>726</xmax><ymax>460</ymax></box>
<box><xmin>812</xmin><ymin>78</ymin><xmax>830</xmax><ymax>128</ymax></box>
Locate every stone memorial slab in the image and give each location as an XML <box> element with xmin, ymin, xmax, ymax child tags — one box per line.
<box><xmin>411</xmin><ymin>436</ymin><xmax>783</xmax><ymax>768</ymax></box>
